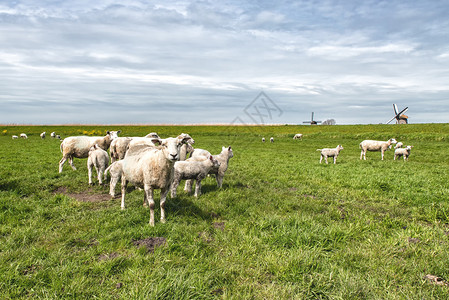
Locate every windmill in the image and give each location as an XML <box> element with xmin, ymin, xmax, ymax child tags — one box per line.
<box><xmin>303</xmin><ymin>112</ymin><xmax>322</xmax><ymax>125</ymax></box>
<box><xmin>386</xmin><ymin>104</ymin><xmax>409</xmax><ymax>124</ymax></box>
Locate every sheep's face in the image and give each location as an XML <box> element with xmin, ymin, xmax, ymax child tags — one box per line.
<box><xmin>107</xmin><ymin>130</ymin><xmax>121</xmax><ymax>140</ymax></box>
<box><xmin>155</xmin><ymin>136</ymin><xmax>190</xmax><ymax>162</ymax></box>
<box><xmin>180</xmin><ymin>133</ymin><xmax>195</xmax><ymax>145</ymax></box>
<box><xmin>222</xmin><ymin>146</ymin><xmax>234</xmax><ymax>158</ymax></box>
<box><xmin>210</xmin><ymin>156</ymin><xmax>221</xmax><ymax>169</ymax></box>
<box><xmin>145</xmin><ymin>132</ymin><xmax>160</xmax><ymax>139</ymax></box>
<box><xmin>390</xmin><ymin>138</ymin><xmax>398</xmax><ymax>144</ymax></box>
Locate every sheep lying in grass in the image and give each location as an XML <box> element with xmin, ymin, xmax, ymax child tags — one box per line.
<box><xmin>394</xmin><ymin>145</ymin><xmax>413</xmax><ymax>161</ymax></box>
<box><xmin>171</xmin><ymin>155</ymin><xmax>220</xmax><ymax>198</ymax></box>
<box><xmin>20</xmin><ymin>133</ymin><xmax>28</xmax><ymax>139</ymax></box>
<box><xmin>87</xmin><ymin>144</ymin><xmax>109</xmax><ymax>185</ymax></box>
<box><xmin>108</xmin><ymin>135</ymin><xmax>191</xmax><ymax>226</ymax></box>
<box><xmin>317</xmin><ymin>145</ymin><xmax>344</xmax><ymax>164</ymax></box>
<box><xmin>12</xmin><ymin>135</ymin><xmax>18</xmax><ymax>139</ymax></box>
<box><xmin>359</xmin><ymin>138</ymin><xmax>397</xmax><ymax>160</ymax></box>
<box><xmin>59</xmin><ymin>130</ymin><xmax>121</xmax><ymax>173</ymax></box>
<box><xmin>40</xmin><ymin>132</ymin><xmax>46</xmax><ymax>139</ymax></box>
<box><xmin>293</xmin><ymin>133</ymin><xmax>303</xmax><ymax>140</ymax></box>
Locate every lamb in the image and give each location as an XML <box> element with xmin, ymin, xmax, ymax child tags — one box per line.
<box><xmin>394</xmin><ymin>145</ymin><xmax>413</xmax><ymax>161</ymax></box>
<box><xmin>185</xmin><ymin>146</ymin><xmax>234</xmax><ymax>190</ymax></box>
<box><xmin>50</xmin><ymin>132</ymin><xmax>56</xmax><ymax>138</ymax></box>
<box><xmin>293</xmin><ymin>133</ymin><xmax>303</xmax><ymax>140</ymax></box>
<box><xmin>394</xmin><ymin>142</ymin><xmax>404</xmax><ymax>149</ymax></box>
<box><xmin>40</xmin><ymin>132</ymin><xmax>46</xmax><ymax>139</ymax></box>
<box><xmin>87</xmin><ymin>144</ymin><xmax>110</xmax><ymax>185</ymax></box>
<box><xmin>20</xmin><ymin>133</ymin><xmax>28</xmax><ymax>139</ymax></box>
<box><xmin>171</xmin><ymin>155</ymin><xmax>220</xmax><ymax>198</ymax></box>
<box><xmin>270</xmin><ymin>137</ymin><xmax>274</xmax><ymax>143</ymax></box>
<box><xmin>109</xmin><ymin>135</ymin><xmax>191</xmax><ymax>226</ymax></box>
<box><xmin>359</xmin><ymin>138</ymin><xmax>397</xmax><ymax>160</ymax></box>
<box><xmin>59</xmin><ymin>130</ymin><xmax>121</xmax><ymax>173</ymax></box>
<box><xmin>317</xmin><ymin>145</ymin><xmax>344</xmax><ymax>164</ymax></box>
<box><xmin>12</xmin><ymin>135</ymin><xmax>18</xmax><ymax>139</ymax></box>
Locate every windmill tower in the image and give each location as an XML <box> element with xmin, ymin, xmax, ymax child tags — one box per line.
<box><xmin>303</xmin><ymin>112</ymin><xmax>322</xmax><ymax>125</ymax></box>
<box><xmin>386</xmin><ymin>104</ymin><xmax>409</xmax><ymax>124</ymax></box>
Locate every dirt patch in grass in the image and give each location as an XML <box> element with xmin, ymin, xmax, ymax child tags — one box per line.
<box><xmin>133</xmin><ymin>237</ymin><xmax>166</xmax><ymax>253</ymax></box>
<box><xmin>54</xmin><ymin>186</ymin><xmax>110</xmax><ymax>202</ymax></box>
<box><xmin>98</xmin><ymin>252</ymin><xmax>120</xmax><ymax>261</ymax></box>
<box><xmin>213</xmin><ymin>221</ymin><xmax>225</xmax><ymax>231</ymax></box>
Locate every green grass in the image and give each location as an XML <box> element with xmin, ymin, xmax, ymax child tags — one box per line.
<box><xmin>1</xmin><ymin>124</ymin><xmax>449</xmax><ymax>299</ymax></box>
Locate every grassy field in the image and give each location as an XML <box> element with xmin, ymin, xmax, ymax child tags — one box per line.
<box><xmin>1</xmin><ymin>123</ymin><xmax>449</xmax><ymax>299</ymax></box>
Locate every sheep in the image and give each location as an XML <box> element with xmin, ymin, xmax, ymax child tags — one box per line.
<box><xmin>59</xmin><ymin>130</ymin><xmax>121</xmax><ymax>173</ymax></box>
<box><xmin>110</xmin><ymin>135</ymin><xmax>191</xmax><ymax>226</ymax></box>
<box><xmin>270</xmin><ymin>137</ymin><xmax>274</xmax><ymax>143</ymax></box>
<box><xmin>12</xmin><ymin>135</ymin><xmax>18</xmax><ymax>139</ymax></box>
<box><xmin>171</xmin><ymin>155</ymin><xmax>220</xmax><ymax>198</ymax></box>
<box><xmin>110</xmin><ymin>133</ymin><xmax>162</xmax><ymax>163</ymax></box>
<box><xmin>394</xmin><ymin>145</ymin><xmax>413</xmax><ymax>161</ymax></box>
<box><xmin>56</xmin><ymin>135</ymin><xmax>61</xmax><ymax>140</ymax></box>
<box><xmin>87</xmin><ymin>144</ymin><xmax>110</xmax><ymax>185</ymax></box>
<box><xmin>50</xmin><ymin>132</ymin><xmax>56</xmax><ymax>138</ymax></box>
<box><xmin>20</xmin><ymin>133</ymin><xmax>28</xmax><ymax>139</ymax></box>
<box><xmin>293</xmin><ymin>133</ymin><xmax>303</xmax><ymax>140</ymax></box>
<box><xmin>317</xmin><ymin>145</ymin><xmax>344</xmax><ymax>164</ymax></box>
<box><xmin>185</xmin><ymin>146</ymin><xmax>234</xmax><ymax>190</ymax></box>
<box><xmin>40</xmin><ymin>132</ymin><xmax>46</xmax><ymax>139</ymax></box>
<box><xmin>262</xmin><ymin>137</ymin><xmax>265</xmax><ymax>142</ymax></box>
<box><xmin>127</xmin><ymin>133</ymin><xmax>192</xmax><ymax>153</ymax></box>
<box><xmin>359</xmin><ymin>138</ymin><xmax>397</xmax><ymax>160</ymax></box>
<box><xmin>179</xmin><ymin>141</ymin><xmax>195</xmax><ymax>161</ymax></box>
<box><xmin>394</xmin><ymin>142</ymin><xmax>404</xmax><ymax>149</ymax></box>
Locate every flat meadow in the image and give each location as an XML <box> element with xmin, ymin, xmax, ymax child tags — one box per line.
<box><xmin>1</xmin><ymin>123</ymin><xmax>449</xmax><ymax>299</ymax></box>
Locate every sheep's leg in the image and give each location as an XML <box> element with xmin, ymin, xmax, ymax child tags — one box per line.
<box><xmin>360</xmin><ymin>151</ymin><xmax>363</xmax><ymax>160</ymax></box>
<box><xmin>381</xmin><ymin>150</ymin><xmax>384</xmax><ymax>160</ymax></box>
<box><xmin>325</xmin><ymin>156</ymin><xmax>329</xmax><ymax>164</ymax></box>
<box><xmin>216</xmin><ymin>174</ymin><xmax>224</xmax><ymax>188</ymax></box>
<box><xmin>194</xmin><ymin>178</ymin><xmax>202</xmax><ymax>197</ymax></box>
<box><xmin>160</xmin><ymin>187</ymin><xmax>169</xmax><ymax>224</ymax></box>
<box><xmin>184</xmin><ymin>179</ymin><xmax>193</xmax><ymax>193</ymax></box>
<box><xmin>334</xmin><ymin>156</ymin><xmax>337</xmax><ymax>164</ymax></box>
<box><xmin>144</xmin><ymin>186</ymin><xmax>155</xmax><ymax>226</ymax></box>
<box><xmin>59</xmin><ymin>156</ymin><xmax>67</xmax><ymax>173</ymax></box>
<box><xmin>170</xmin><ymin>177</ymin><xmax>180</xmax><ymax>198</ymax></box>
<box><xmin>68</xmin><ymin>156</ymin><xmax>77</xmax><ymax>170</ymax></box>
<box><xmin>88</xmin><ymin>162</ymin><xmax>93</xmax><ymax>185</ymax></box>
<box><xmin>120</xmin><ymin>176</ymin><xmax>128</xmax><ymax>210</ymax></box>
<box><xmin>320</xmin><ymin>155</ymin><xmax>323</xmax><ymax>164</ymax></box>
<box><xmin>97</xmin><ymin>166</ymin><xmax>104</xmax><ymax>185</ymax></box>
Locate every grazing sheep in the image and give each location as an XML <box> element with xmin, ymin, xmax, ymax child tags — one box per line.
<box><xmin>359</xmin><ymin>138</ymin><xmax>397</xmax><ymax>160</ymax></box>
<box><xmin>270</xmin><ymin>137</ymin><xmax>274</xmax><ymax>143</ymax></box>
<box><xmin>171</xmin><ymin>155</ymin><xmax>220</xmax><ymax>198</ymax></box>
<box><xmin>394</xmin><ymin>145</ymin><xmax>413</xmax><ymax>161</ymax></box>
<box><xmin>59</xmin><ymin>130</ymin><xmax>121</xmax><ymax>173</ymax></box>
<box><xmin>20</xmin><ymin>133</ymin><xmax>28</xmax><ymax>139</ymax></box>
<box><xmin>56</xmin><ymin>135</ymin><xmax>61</xmax><ymax>140</ymax></box>
<box><xmin>293</xmin><ymin>133</ymin><xmax>303</xmax><ymax>140</ymax></box>
<box><xmin>111</xmin><ymin>135</ymin><xmax>191</xmax><ymax>226</ymax></box>
<box><xmin>185</xmin><ymin>146</ymin><xmax>234</xmax><ymax>190</ymax></box>
<box><xmin>87</xmin><ymin>144</ymin><xmax>110</xmax><ymax>185</ymax></box>
<box><xmin>12</xmin><ymin>135</ymin><xmax>18</xmax><ymax>139</ymax></box>
<box><xmin>262</xmin><ymin>137</ymin><xmax>265</xmax><ymax>142</ymax></box>
<box><xmin>50</xmin><ymin>132</ymin><xmax>56</xmax><ymax>138</ymax></box>
<box><xmin>394</xmin><ymin>142</ymin><xmax>404</xmax><ymax>149</ymax></box>
<box><xmin>317</xmin><ymin>145</ymin><xmax>344</xmax><ymax>164</ymax></box>
<box><xmin>40</xmin><ymin>132</ymin><xmax>46</xmax><ymax>139</ymax></box>
<box><xmin>110</xmin><ymin>133</ymin><xmax>160</xmax><ymax>163</ymax></box>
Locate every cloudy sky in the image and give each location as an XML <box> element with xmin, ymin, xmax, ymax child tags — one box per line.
<box><xmin>1</xmin><ymin>0</ymin><xmax>448</xmax><ymax>125</ymax></box>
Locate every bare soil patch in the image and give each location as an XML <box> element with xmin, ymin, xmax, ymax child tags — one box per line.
<box><xmin>98</xmin><ymin>252</ymin><xmax>120</xmax><ymax>261</ymax></box>
<box><xmin>54</xmin><ymin>186</ymin><xmax>110</xmax><ymax>202</ymax></box>
<box><xmin>213</xmin><ymin>221</ymin><xmax>225</xmax><ymax>231</ymax></box>
<box><xmin>132</xmin><ymin>237</ymin><xmax>166</xmax><ymax>253</ymax></box>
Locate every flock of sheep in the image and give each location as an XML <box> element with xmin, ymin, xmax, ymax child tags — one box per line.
<box><xmin>55</xmin><ymin>130</ymin><xmax>233</xmax><ymax>226</ymax></box>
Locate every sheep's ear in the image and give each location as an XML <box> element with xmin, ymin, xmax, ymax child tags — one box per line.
<box><xmin>177</xmin><ymin>135</ymin><xmax>191</xmax><ymax>144</ymax></box>
<box><xmin>209</xmin><ymin>155</ymin><xmax>213</xmax><ymax>161</ymax></box>
<box><xmin>228</xmin><ymin>146</ymin><xmax>232</xmax><ymax>150</ymax></box>
<box><xmin>152</xmin><ymin>138</ymin><xmax>162</xmax><ymax>146</ymax></box>
<box><xmin>107</xmin><ymin>131</ymin><xmax>110</xmax><ymax>134</ymax></box>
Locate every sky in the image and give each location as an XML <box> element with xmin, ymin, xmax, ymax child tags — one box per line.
<box><xmin>1</xmin><ymin>0</ymin><xmax>449</xmax><ymax>125</ymax></box>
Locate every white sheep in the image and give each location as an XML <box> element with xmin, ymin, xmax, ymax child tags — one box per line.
<box><xmin>109</xmin><ymin>135</ymin><xmax>191</xmax><ymax>226</ymax></box>
<box><xmin>171</xmin><ymin>155</ymin><xmax>220</xmax><ymax>198</ymax></box>
<box><xmin>270</xmin><ymin>137</ymin><xmax>274</xmax><ymax>143</ymax></box>
<box><xmin>127</xmin><ymin>133</ymin><xmax>191</xmax><ymax>153</ymax></box>
<box><xmin>20</xmin><ymin>133</ymin><xmax>28</xmax><ymax>139</ymax></box>
<box><xmin>12</xmin><ymin>135</ymin><xmax>18</xmax><ymax>139</ymax></box>
<box><xmin>56</xmin><ymin>135</ymin><xmax>61</xmax><ymax>140</ymax></box>
<box><xmin>110</xmin><ymin>137</ymin><xmax>133</xmax><ymax>163</ymax></box>
<box><xmin>317</xmin><ymin>145</ymin><xmax>344</xmax><ymax>164</ymax></box>
<box><xmin>40</xmin><ymin>132</ymin><xmax>46</xmax><ymax>139</ymax></box>
<box><xmin>394</xmin><ymin>145</ymin><xmax>413</xmax><ymax>161</ymax></box>
<box><xmin>185</xmin><ymin>146</ymin><xmax>234</xmax><ymax>190</ymax></box>
<box><xmin>50</xmin><ymin>132</ymin><xmax>56</xmax><ymax>138</ymax></box>
<box><xmin>87</xmin><ymin>144</ymin><xmax>110</xmax><ymax>185</ymax></box>
<box><xmin>293</xmin><ymin>133</ymin><xmax>303</xmax><ymax>140</ymax></box>
<box><xmin>359</xmin><ymin>138</ymin><xmax>397</xmax><ymax>160</ymax></box>
<box><xmin>394</xmin><ymin>142</ymin><xmax>404</xmax><ymax>149</ymax></box>
<box><xmin>59</xmin><ymin>130</ymin><xmax>121</xmax><ymax>173</ymax></box>
<box><xmin>262</xmin><ymin>137</ymin><xmax>265</xmax><ymax>142</ymax></box>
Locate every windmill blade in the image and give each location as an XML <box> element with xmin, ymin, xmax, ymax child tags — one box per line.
<box><xmin>396</xmin><ymin>107</ymin><xmax>408</xmax><ymax>117</ymax></box>
<box><xmin>393</xmin><ymin>104</ymin><xmax>399</xmax><ymax>115</ymax></box>
<box><xmin>386</xmin><ymin>116</ymin><xmax>397</xmax><ymax>124</ymax></box>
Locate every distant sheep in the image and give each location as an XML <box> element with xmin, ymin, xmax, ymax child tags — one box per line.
<box><xmin>394</xmin><ymin>145</ymin><xmax>413</xmax><ymax>161</ymax></box>
<box><xmin>262</xmin><ymin>137</ymin><xmax>265</xmax><ymax>143</ymax></box>
<box><xmin>270</xmin><ymin>137</ymin><xmax>274</xmax><ymax>143</ymax></box>
<box><xmin>20</xmin><ymin>133</ymin><xmax>28</xmax><ymax>139</ymax></box>
<box><xmin>56</xmin><ymin>135</ymin><xmax>61</xmax><ymax>140</ymax></box>
<box><xmin>317</xmin><ymin>145</ymin><xmax>344</xmax><ymax>164</ymax></box>
<box><xmin>59</xmin><ymin>130</ymin><xmax>121</xmax><ymax>173</ymax></box>
<box><xmin>171</xmin><ymin>155</ymin><xmax>220</xmax><ymax>198</ymax></box>
<box><xmin>40</xmin><ymin>132</ymin><xmax>46</xmax><ymax>139</ymax></box>
<box><xmin>87</xmin><ymin>144</ymin><xmax>110</xmax><ymax>185</ymax></box>
<box><xmin>50</xmin><ymin>132</ymin><xmax>56</xmax><ymax>138</ymax></box>
<box><xmin>293</xmin><ymin>133</ymin><xmax>303</xmax><ymax>140</ymax></box>
<box><xmin>359</xmin><ymin>138</ymin><xmax>397</xmax><ymax>160</ymax></box>
<box><xmin>12</xmin><ymin>135</ymin><xmax>18</xmax><ymax>139</ymax></box>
